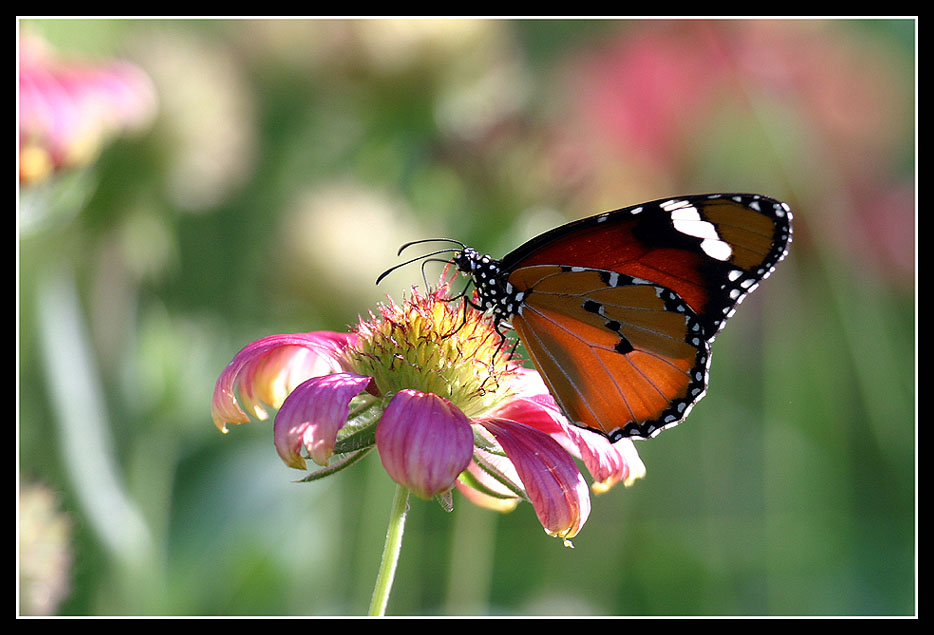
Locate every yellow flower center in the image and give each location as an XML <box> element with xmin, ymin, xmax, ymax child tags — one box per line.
<box><xmin>344</xmin><ymin>286</ymin><xmax>520</xmax><ymax>419</ymax></box>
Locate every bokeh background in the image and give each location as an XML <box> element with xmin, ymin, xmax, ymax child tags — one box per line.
<box><xmin>18</xmin><ymin>18</ymin><xmax>915</xmax><ymax>616</ymax></box>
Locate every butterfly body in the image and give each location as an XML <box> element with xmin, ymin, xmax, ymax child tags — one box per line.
<box><xmin>394</xmin><ymin>193</ymin><xmax>792</xmax><ymax>442</ymax></box>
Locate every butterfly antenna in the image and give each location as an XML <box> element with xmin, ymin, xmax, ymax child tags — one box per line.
<box><xmin>376</xmin><ymin>247</ymin><xmax>461</xmax><ymax>285</ymax></box>
<box><xmin>396</xmin><ymin>238</ymin><xmax>466</xmax><ymax>256</ymax></box>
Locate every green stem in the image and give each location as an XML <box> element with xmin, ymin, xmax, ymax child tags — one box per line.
<box><xmin>368</xmin><ymin>484</ymin><xmax>410</xmax><ymax>616</ymax></box>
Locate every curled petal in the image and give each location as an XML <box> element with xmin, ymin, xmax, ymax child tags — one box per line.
<box><xmin>274</xmin><ymin>373</ymin><xmax>376</xmax><ymax>469</ymax></box>
<box><xmin>212</xmin><ymin>331</ymin><xmax>356</xmax><ymax>431</ymax></box>
<box><xmin>491</xmin><ymin>390</ymin><xmax>646</xmax><ymax>494</ymax></box>
<box><xmin>376</xmin><ymin>390</ymin><xmax>474</xmax><ymax>500</ymax></box>
<box><xmin>478</xmin><ymin>418</ymin><xmax>591</xmax><ymax>543</ymax></box>
<box><xmin>604</xmin><ymin>438</ymin><xmax>646</xmax><ymax>490</ymax></box>
<box><xmin>561</xmin><ymin>425</ymin><xmax>647</xmax><ymax>493</ymax></box>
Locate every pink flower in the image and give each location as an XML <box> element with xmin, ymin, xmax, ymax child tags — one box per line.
<box><xmin>18</xmin><ymin>32</ymin><xmax>156</xmax><ymax>184</ymax></box>
<box><xmin>212</xmin><ymin>284</ymin><xmax>644</xmax><ymax>544</ymax></box>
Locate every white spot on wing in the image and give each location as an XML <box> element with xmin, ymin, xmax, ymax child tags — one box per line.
<box><xmin>669</xmin><ymin>204</ymin><xmax>732</xmax><ymax>261</ymax></box>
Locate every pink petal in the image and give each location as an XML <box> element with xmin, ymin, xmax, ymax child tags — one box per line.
<box><xmin>273</xmin><ymin>373</ymin><xmax>376</xmax><ymax>469</ymax></box>
<box><xmin>489</xmin><ymin>393</ymin><xmax>567</xmax><ymax>435</ymax></box>
<box><xmin>478</xmin><ymin>418</ymin><xmax>591</xmax><ymax>542</ymax></box>
<box><xmin>561</xmin><ymin>425</ymin><xmax>647</xmax><ymax>493</ymax></box>
<box><xmin>376</xmin><ymin>390</ymin><xmax>474</xmax><ymax>500</ymax></box>
<box><xmin>212</xmin><ymin>331</ymin><xmax>356</xmax><ymax>431</ymax></box>
<box><xmin>491</xmin><ymin>389</ymin><xmax>646</xmax><ymax>493</ymax></box>
<box><xmin>488</xmin><ymin>393</ymin><xmax>584</xmax><ymax>460</ymax></box>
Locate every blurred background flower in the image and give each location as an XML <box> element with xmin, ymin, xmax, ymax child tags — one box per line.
<box><xmin>18</xmin><ymin>18</ymin><xmax>915</xmax><ymax>616</ymax></box>
<box><xmin>19</xmin><ymin>482</ymin><xmax>73</xmax><ymax>615</ymax></box>
<box><xmin>18</xmin><ymin>30</ymin><xmax>157</xmax><ymax>235</ymax></box>
<box><xmin>18</xmin><ymin>32</ymin><xmax>156</xmax><ymax>186</ymax></box>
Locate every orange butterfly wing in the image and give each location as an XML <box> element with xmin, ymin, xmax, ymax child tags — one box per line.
<box><xmin>508</xmin><ymin>265</ymin><xmax>710</xmax><ymax>440</ymax></box>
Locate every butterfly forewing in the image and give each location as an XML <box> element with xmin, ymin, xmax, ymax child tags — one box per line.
<box><xmin>502</xmin><ymin>194</ymin><xmax>792</xmax><ymax>341</ymax></box>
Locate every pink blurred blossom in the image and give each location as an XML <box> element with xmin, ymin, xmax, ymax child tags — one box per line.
<box><xmin>18</xmin><ymin>33</ymin><xmax>156</xmax><ymax>184</ymax></box>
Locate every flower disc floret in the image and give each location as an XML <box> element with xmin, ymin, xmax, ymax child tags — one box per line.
<box><xmin>344</xmin><ymin>286</ymin><xmax>519</xmax><ymax>419</ymax></box>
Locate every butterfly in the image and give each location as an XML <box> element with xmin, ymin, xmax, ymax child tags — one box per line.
<box><xmin>379</xmin><ymin>193</ymin><xmax>793</xmax><ymax>442</ymax></box>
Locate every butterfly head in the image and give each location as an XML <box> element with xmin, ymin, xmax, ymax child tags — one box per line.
<box><xmin>451</xmin><ymin>246</ymin><xmax>498</xmax><ymax>280</ymax></box>
<box><xmin>377</xmin><ymin>239</ymin><xmax>520</xmax><ymax>323</ymax></box>
<box><xmin>451</xmin><ymin>247</ymin><xmax>524</xmax><ymax>324</ymax></box>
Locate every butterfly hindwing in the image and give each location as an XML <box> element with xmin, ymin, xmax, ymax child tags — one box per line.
<box><xmin>509</xmin><ymin>265</ymin><xmax>710</xmax><ymax>440</ymax></box>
